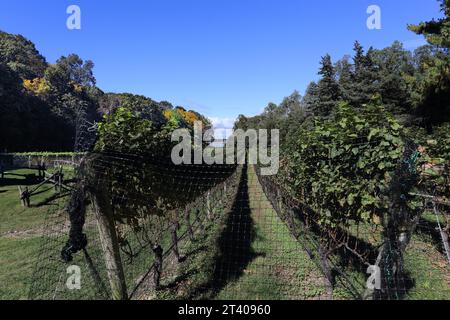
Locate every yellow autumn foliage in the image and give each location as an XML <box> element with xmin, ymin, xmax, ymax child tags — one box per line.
<box><xmin>23</xmin><ymin>78</ymin><xmax>51</xmax><ymax>96</ymax></box>
<box><xmin>163</xmin><ymin>109</ymin><xmax>200</xmax><ymax>126</ymax></box>
<box><xmin>163</xmin><ymin>109</ymin><xmax>174</xmax><ymax>120</ymax></box>
<box><xmin>182</xmin><ymin>110</ymin><xmax>199</xmax><ymax>125</ymax></box>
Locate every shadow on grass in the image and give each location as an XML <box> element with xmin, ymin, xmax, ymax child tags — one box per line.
<box><xmin>159</xmin><ymin>269</ymin><xmax>198</xmax><ymax>291</ymax></box>
<box><xmin>209</xmin><ymin>163</ymin><xmax>260</xmax><ymax>296</ymax></box>
<box><xmin>31</xmin><ymin>191</ymin><xmax>71</xmax><ymax>207</ymax></box>
<box><xmin>82</xmin><ymin>248</ymin><xmax>111</xmax><ymax>299</ymax></box>
<box><xmin>0</xmin><ymin>176</ymin><xmax>42</xmax><ymax>186</ymax></box>
<box><xmin>159</xmin><ymin>164</ymin><xmax>261</xmax><ymax>299</ymax></box>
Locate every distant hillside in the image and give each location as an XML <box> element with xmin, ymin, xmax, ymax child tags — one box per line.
<box><xmin>0</xmin><ymin>31</ymin><xmax>208</xmax><ymax>152</ymax></box>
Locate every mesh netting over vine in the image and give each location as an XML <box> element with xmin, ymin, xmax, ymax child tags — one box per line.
<box><xmin>23</xmin><ymin>102</ymin><xmax>450</xmax><ymax>300</ymax></box>
<box><xmin>26</xmin><ymin>149</ymin><xmax>449</xmax><ymax>300</ymax></box>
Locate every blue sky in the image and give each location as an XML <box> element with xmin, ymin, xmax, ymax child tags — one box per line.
<box><xmin>0</xmin><ymin>0</ymin><xmax>442</xmax><ymax>129</ymax></box>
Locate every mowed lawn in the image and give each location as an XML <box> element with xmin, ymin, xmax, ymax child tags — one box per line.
<box><xmin>0</xmin><ymin>168</ymin><xmax>72</xmax><ymax>299</ymax></box>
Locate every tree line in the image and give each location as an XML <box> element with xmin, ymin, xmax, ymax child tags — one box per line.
<box><xmin>0</xmin><ymin>31</ymin><xmax>208</xmax><ymax>152</ymax></box>
<box><xmin>234</xmin><ymin>0</ymin><xmax>449</xmax><ymax>210</ymax></box>
<box><xmin>235</xmin><ymin>0</ymin><xmax>450</xmax><ymax>139</ymax></box>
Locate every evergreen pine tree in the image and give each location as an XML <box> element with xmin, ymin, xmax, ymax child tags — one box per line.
<box><xmin>302</xmin><ymin>81</ymin><xmax>319</xmax><ymax>116</ymax></box>
<box><xmin>335</xmin><ymin>55</ymin><xmax>354</xmax><ymax>103</ymax></box>
<box><xmin>350</xmin><ymin>41</ymin><xmax>379</xmax><ymax>106</ymax></box>
<box><xmin>372</xmin><ymin>41</ymin><xmax>414</xmax><ymax>115</ymax></box>
<box><xmin>315</xmin><ymin>54</ymin><xmax>340</xmax><ymax>116</ymax></box>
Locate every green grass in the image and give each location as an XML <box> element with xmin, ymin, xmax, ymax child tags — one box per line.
<box><xmin>156</xmin><ymin>166</ymin><xmax>327</xmax><ymax>300</ymax></box>
<box><xmin>154</xmin><ymin>212</ymin><xmax>229</xmax><ymax>300</ymax></box>
<box><xmin>0</xmin><ymin>168</ymin><xmax>74</xmax><ymax>234</ymax></box>
<box><xmin>0</xmin><ymin>237</ymin><xmax>42</xmax><ymax>300</ymax></box>
<box><xmin>153</xmin><ymin>165</ymin><xmax>450</xmax><ymax>300</ymax></box>
<box><xmin>403</xmin><ymin>234</ymin><xmax>450</xmax><ymax>300</ymax></box>
<box><xmin>216</xmin><ymin>166</ymin><xmax>326</xmax><ymax>300</ymax></box>
<box><xmin>0</xmin><ymin>168</ymin><xmax>74</xmax><ymax>300</ymax></box>
<box><xmin>1</xmin><ymin>166</ymin><xmax>448</xmax><ymax>300</ymax></box>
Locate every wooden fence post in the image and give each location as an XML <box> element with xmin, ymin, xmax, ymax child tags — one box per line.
<box><xmin>90</xmin><ymin>190</ymin><xmax>128</xmax><ymax>300</ymax></box>
<box><xmin>152</xmin><ymin>245</ymin><xmax>163</xmax><ymax>289</ymax></box>
<box><xmin>18</xmin><ymin>186</ymin><xmax>30</xmax><ymax>207</ymax></box>
<box><xmin>18</xmin><ymin>186</ymin><xmax>24</xmax><ymax>206</ymax></box>
<box><xmin>24</xmin><ymin>187</ymin><xmax>30</xmax><ymax>207</ymax></box>
<box><xmin>38</xmin><ymin>160</ymin><xmax>45</xmax><ymax>179</ymax></box>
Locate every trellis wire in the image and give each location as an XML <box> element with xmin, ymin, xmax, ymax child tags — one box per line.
<box><xmin>21</xmin><ymin>142</ymin><xmax>449</xmax><ymax>300</ymax></box>
<box><xmin>28</xmin><ymin>153</ymin><xmax>241</xmax><ymax>300</ymax></box>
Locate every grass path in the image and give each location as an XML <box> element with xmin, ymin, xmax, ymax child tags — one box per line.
<box><xmin>215</xmin><ymin>165</ymin><xmax>327</xmax><ymax>299</ymax></box>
